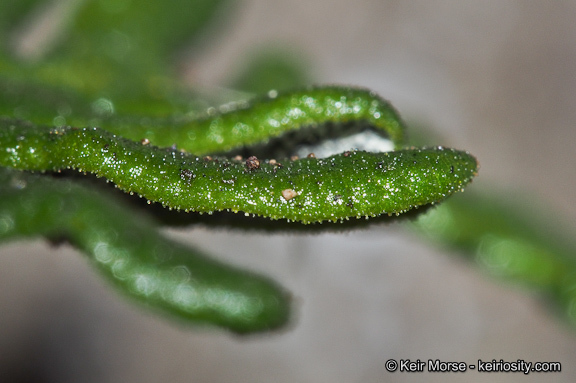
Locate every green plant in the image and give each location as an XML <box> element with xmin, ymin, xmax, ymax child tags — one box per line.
<box><xmin>7</xmin><ymin>0</ymin><xmax>575</xmax><ymax>335</ymax></box>
<box><xmin>0</xmin><ymin>0</ymin><xmax>480</xmax><ymax>333</ymax></box>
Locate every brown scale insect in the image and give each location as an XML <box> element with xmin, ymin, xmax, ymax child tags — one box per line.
<box><xmin>245</xmin><ymin>156</ymin><xmax>260</xmax><ymax>170</ymax></box>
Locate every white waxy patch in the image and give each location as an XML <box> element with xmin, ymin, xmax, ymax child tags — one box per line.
<box><xmin>295</xmin><ymin>130</ymin><xmax>394</xmax><ymax>159</ymax></box>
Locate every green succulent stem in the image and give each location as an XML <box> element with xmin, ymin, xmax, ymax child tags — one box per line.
<box><xmin>0</xmin><ymin>86</ymin><xmax>478</xmax><ymax>332</ymax></box>
<box><xmin>0</xmin><ymin>167</ymin><xmax>290</xmax><ymax>334</ymax></box>
<box><xmin>0</xmin><ymin>87</ymin><xmax>477</xmax><ymax>223</ymax></box>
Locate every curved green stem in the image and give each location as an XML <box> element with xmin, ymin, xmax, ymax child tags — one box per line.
<box><xmin>0</xmin><ymin>167</ymin><xmax>290</xmax><ymax>334</ymax></box>
<box><xmin>103</xmin><ymin>86</ymin><xmax>408</xmax><ymax>153</ymax></box>
<box><xmin>0</xmin><ymin>119</ymin><xmax>477</xmax><ymax>223</ymax></box>
<box><xmin>0</xmin><ymin>85</ymin><xmax>479</xmax><ymax>333</ymax></box>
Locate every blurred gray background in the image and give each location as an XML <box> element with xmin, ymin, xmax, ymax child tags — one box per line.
<box><xmin>2</xmin><ymin>1</ymin><xmax>576</xmax><ymax>382</ymax></box>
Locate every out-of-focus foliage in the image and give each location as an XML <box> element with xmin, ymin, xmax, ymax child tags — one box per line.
<box><xmin>413</xmin><ymin>188</ymin><xmax>576</xmax><ymax>325</ymax></box>
<box><xmin>3</xmin><ymin>0</ymin><xmax>233</xmax><ymax>97</ymax></box>
<box><xmin>228</xmin><ymin>46</ymin><xmax>311</xmax><ymax>94</ymax></box>
<box><xmin>0</xmin><ymin>165</ymin><xmax>290</xmax><ymax>334</ymax></box>
<box><xmin>0</xmin><ymin>0</ymin><xmax>306</xmax><ymax>334</ymax></box>
<box><xmin>0</xmin><ymin>0</ymin><xmax>42</xmax><ymax>44</ymax></box>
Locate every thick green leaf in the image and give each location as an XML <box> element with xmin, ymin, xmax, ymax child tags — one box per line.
<box><xmin>0</xmin><ymin>166</ymin><xmax>290</xmax><ymax>333</ymax></box>
<box><xmin>0</xmin><ymin>86</ymin><xmax>477</xmax><ymax>223</ymax></box>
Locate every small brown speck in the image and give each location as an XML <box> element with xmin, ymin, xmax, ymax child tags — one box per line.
<box><xmin>140</xmin><ymin>138</ymin><xmax>150</xmax><ymax>145</ymax></box>
<box><xmin>203</xmin><ymin>156</ymin><xmax>213</xmax><ymax>161</ymax></box>
<box><xmin>307</xmin><ymin>152</ymin><xmax>316</xmax><ymax>158</ymax></box>
<box><xmin>269</xmin><ymin>159</ymin><xmax>277</xmax><ymax>165</ymax></box>
<box><xmin>343</xmin><ymin>151</ymin><xmax>351</xmax><ymax>157</ymax></box>
<box><xmin>233</xmin><ymin>155</ymin><xmax>243</xmax><ymax>161</ymax></box>
<box><xmin>245</xmin><ymin>156</ymin><xmax>260</xmax><ymax>170</ymax></box>
<box><xmin>282</xmin><ymin>189</ymin><xmax>298</xmax><ymax>201</ymax></box>
<box><xmin>290</xmin><ymin>155</ymin><xmax>299</xmax><ymax>161</ymax></box>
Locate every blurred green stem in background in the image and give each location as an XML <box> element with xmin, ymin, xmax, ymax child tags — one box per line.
<box><xmin>412</xmin><ymin>187</ymin><xmax>576</xmax><ymax>325</ymax></box>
